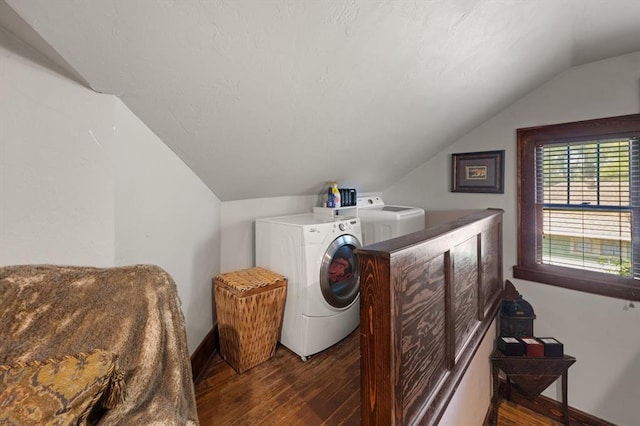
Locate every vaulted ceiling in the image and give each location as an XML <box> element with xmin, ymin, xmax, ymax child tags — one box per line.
<box><xmin>3</xmin><ymin>0</ymin><xmax>640</xmax><ymax>201</ymax></box>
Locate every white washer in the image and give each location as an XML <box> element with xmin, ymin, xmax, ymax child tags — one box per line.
<box><xmin>357</xmin><ymin>196</ymin><xmax>425</xmax><ymax>245</ymax></box>
<box><xmin>255</xmin><ymin>213</ymin><xmax>362</xmax><ymax>361</ymax></box>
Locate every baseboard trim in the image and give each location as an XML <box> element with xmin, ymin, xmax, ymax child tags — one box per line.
<box><xmin>190</xmin><ymin>325</ymin><xmax>218</xmax><ymax>382</ymax></box>
<box><xmin>485</xmin><ymin>379</ymin><xmax>615</xmax><ymax>426</ymax></box>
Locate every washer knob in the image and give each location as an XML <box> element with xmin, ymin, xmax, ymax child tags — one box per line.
<box><xmin>339</xmin><ymin>223</ymin><xmax>346</xmax><ymax>231</ymax></box>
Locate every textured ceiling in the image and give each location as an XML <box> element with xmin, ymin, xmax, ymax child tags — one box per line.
<box><xmin>3</xmin><ymin>0</ymin><xmax>640</xmax><ymax>201</ymax></box>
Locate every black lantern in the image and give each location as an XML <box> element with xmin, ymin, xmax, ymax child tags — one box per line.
<box><xmin>499</xmin><ymin>280</ymin><xmax>536</xmax><ymax>337</ymax></box>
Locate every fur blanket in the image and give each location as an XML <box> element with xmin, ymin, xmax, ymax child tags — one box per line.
<box><xmin>0</xmin><ymin>264</ymin><xmax>198</xmax><ymax>425</ymax></box>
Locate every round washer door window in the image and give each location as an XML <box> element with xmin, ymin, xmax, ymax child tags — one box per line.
<box><xmin>320</xmin><ymin>234</ymin><xmax>361</xmax><ymax>309</ymax></box>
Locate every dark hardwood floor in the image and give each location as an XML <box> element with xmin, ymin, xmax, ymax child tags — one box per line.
<box><xmin>194</xmin><ymin>329</ymin><xmax>360</xmax><ymax>425</ymax></box>
<box><xmin>194</xmin><ymin>328</ymin><xmax>579</xmax><ymax>425</ymax></box>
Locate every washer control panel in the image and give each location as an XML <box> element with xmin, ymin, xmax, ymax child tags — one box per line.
<box><xmin>333</xmin><ymin>218</ymin><xmax>359</xmax><ymax>233</ymax></box>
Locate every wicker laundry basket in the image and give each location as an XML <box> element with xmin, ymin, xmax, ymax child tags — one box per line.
<box><xmin>213</xmin><ymin>267</ymin><xmax>287</xmax><ymax>373</ymax></box>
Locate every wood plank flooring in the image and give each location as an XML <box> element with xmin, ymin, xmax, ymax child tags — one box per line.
<box><xmin>494</xmin><ymin>401</ymin><xmax>563</xmax><ymax>426</ymax></box>
<box><xmin>194</xmin><ymin>329</ymin><xmax>360</xmax><ymax>425</ymax></box>
<box><xmin>194</xmin><ymin>328</ymin><xmax>568</xmax><ymax>425</ymax></box>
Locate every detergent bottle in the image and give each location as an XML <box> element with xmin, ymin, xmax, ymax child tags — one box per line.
<box><xmin>331</xmin><ymin>182</ymin><xmax>341</xmax><ymax>208</ymax></box>
<box><xmin>326</xmin><ymin>182</ymin><xmax>334</xmax><ymax>207</ymax></box>
<box><xmin>327</xmin><ymin>182</ymin><xmax>337</xmax><ymax>208</ymax></box>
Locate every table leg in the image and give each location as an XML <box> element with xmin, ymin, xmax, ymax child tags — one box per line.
<box><xmin>562</xmin><ymin>370</ymin><xmax>570</xmax><ymax>425</ymax></box>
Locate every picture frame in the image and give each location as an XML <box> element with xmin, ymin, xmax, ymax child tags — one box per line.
<box><xmin>451</xmin><ymin>150</ymin><xmax>505</xmax><ymax>193</ymax></box>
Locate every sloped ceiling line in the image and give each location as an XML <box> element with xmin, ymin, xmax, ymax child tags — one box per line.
<box><xmin>4</xmin><ymin>0</ymin><xmax>640</xmax><ymax>201</ymax></box>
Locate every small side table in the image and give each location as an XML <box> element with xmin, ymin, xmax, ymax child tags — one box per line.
<box><xmin>490</xmin><ymin>350</ymin><xmax>576</xmax><ymax>425</ymax></box>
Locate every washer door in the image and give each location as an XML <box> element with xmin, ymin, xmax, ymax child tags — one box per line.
<box><xmin>320</xmin><ymin>234</ymin><xmax>361</xmax><ymax>309</ymax></box>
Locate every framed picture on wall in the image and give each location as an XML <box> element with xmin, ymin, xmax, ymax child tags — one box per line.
<box><xmin>451</xmin><ymin>150</ymin><xmax>505</xmax><ymax>193</ymax></box>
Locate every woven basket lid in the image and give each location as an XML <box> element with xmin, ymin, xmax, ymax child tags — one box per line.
<box><xmin>215</xmin><ymin>267</ymin><xmax>286</xmax><ymax>293</ymax></box>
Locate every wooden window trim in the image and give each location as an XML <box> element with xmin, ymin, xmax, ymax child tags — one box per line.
<box><xmin>515</xmin><ymin>113</ymin><xmax>640</xmax><ymax>301</ymax></box>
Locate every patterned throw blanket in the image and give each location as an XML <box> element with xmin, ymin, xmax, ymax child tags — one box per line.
<box><xmin>0</xmin><ymin>264</ymin><xmax>198</xmax><ymax>425</ymax></box>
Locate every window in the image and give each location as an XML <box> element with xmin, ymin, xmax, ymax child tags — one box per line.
<box><xmin>515</xmin><ymin>114</ymin><xmax>640</xmax><ymax>300</ymax></box>
<box><xmin>601</xmin><ymin>241</ymin><xmax>622</xmax><ymax>257</ymax></box>
<box><xmin>571</xmin><ymin>238</ymin><xmax>595</xmax><ymax>255</ymax></box>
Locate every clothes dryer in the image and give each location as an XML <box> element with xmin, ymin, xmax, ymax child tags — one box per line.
<box><xmin>255</xmin><ymin>213</ymin><xmax>362</xmax><ymax>361</ymax></box>
<box><xmin>357</xmin><ymin>196</ymin><xmax>425</xmax><ymax>245</ymax></box>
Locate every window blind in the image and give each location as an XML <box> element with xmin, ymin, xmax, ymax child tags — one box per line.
<box><xmin>535</xmin><ymin>138</ymin><xmax>639</xmax><ymax>278</ymax></box>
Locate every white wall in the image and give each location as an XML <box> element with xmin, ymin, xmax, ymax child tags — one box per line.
<box><xmin>387</xmin><ymin>51</ymin><xmax>640</xmax><ymax>425</ymax></box>
<box><xmin>114</xmin><ymin>99</ymin><xmax>221</xmax><ymax>353</ymax></box>
<box><xmin>0</xmin><ymin>27</ymin><xmax>115</xmax><ymax>266</ymax></box>
<box><xmin>439</xmin><ymin>321</ymin><xmax>496</xmax><ymax>426</ymax></box>
<box><xmin>220</xmin><ymin>195</ymin><xmax>318</xmax><ymax>272</ymax></box>
<box><xmin>0</xmin><ymin>28</ymin><xmax>222</xmax><ymax>355</ymax></box>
